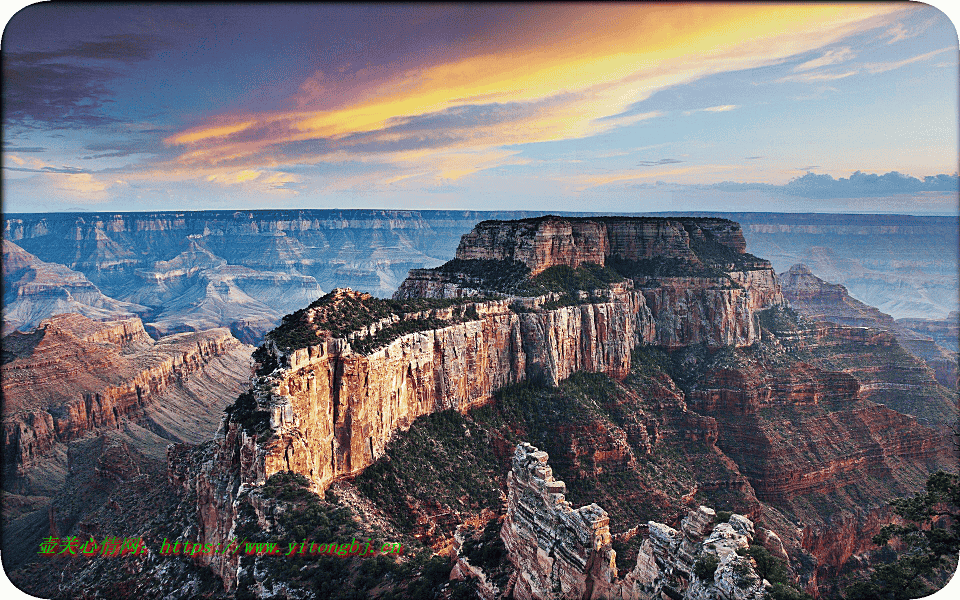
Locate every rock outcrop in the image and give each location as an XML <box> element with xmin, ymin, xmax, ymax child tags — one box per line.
<box><xmin>453</xmin><ymin>217</ymin><xmax>749</xmax><ymax>275</ymax></box>
<box><xmin>500</xmin><ymin>442</ymin><xmax>768</xmax><ymax>600</ymax></box>
<box><xmin>216</xmin><ymin>288</ymin><xmax>656</xmax><ymax>496</ymax></box>
<box><xmin>397</xmin><ymin>216</ymin><xmax>784</xmax><ymax>349</ymax></box>
<box><xmin>165</xmin><ymin>216</ymin><xmax>953</xmax><ymax>597</ymax></box>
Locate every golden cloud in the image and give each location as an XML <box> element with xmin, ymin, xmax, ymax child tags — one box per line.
<box><xmin>160</xmin><ymin>4</ymin><xmax>905</xmax><ymax>187</ymax></box>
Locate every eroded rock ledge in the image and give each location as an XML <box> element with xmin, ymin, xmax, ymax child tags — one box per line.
<box><xmin>500</xmin><ymin>442</ymin><xmax>769</xmax><ymax>600</ymax></box>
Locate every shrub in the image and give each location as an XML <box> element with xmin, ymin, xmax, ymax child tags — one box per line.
<box><xmin>694</xmin><ymin>555</ymin><xmax>720</xmax><ymax>580</ymax></box>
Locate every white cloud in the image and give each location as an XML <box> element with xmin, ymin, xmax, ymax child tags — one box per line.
<box><xmin>863</xmin><ymin>46</ymin><xmax>953</xmax><ymax>74</ymax></box>
<box><xmin>794</xmin><ymin>47</ymin><xmax>855</xmax><ymax>72</ymax></box>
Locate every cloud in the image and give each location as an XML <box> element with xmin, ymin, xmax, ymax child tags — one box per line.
<box><xmin>884</xmin><ymin>17</ymin><xmax>936</xmax><ymax>44</ymax></box>
<box><xmin>793</xmin><ymin>47</ymin><xmax>855</xmax><ymax>72</ymax></box>
<box><xmin>42</xmin><ymin>172</ymin><xmax>123</xmax><ymax>203</ymax></box>
<box><xmin>744</xmin><ymin>156</ymin><xmax>764</xmax><ymax>160</ymax></box>
<box><xmin>711</xmin><ymin>170</ymin><xmax>958</xmax><ymax>198</ymax></box>
<box><xmin>777</xmin><ymin>70</ymin><xmax>859</xmax><ymax>83</ymax></box>
<box><xmin>3</xmin><ymin>34</ymin><xmax>164</xmax><ymax>130</ymax></box>
<box><xmin>580</xmin><ymin>163</ymin><xmax>748</xmax><ymax>190</ymax></box>
<box><xmin>3</xmin><ymin>154</ymin><xmax>88</xmax><ymax>174</ymax></box>
<box><xmin>779</xmin><ymin>45</ymin><xmax>953</xmax><ymax>84</ymax></box>
<box><xmin>637</xmin><ymin>158</ymin><xmax>684</xmax><ymax>167</ymax></box>
<box><xmin>682</xmin><ymin>105</ymin><xmax>739</xmax><ymax>115</ymax></box>
<box><xmin>2</xmin><ymin>145</ymin><xmax>46</xmax><ymax>153</ymax></box>
<box><xmin>204</xmin><ymin>168</ymin><xmax>302</xmax><ymax>195</ymax></box>
<box><xmin>862</xmin><ymin>46</ymin><xmax>953</xmax><ymax>74</ymax></box>
<box><xmin>157</xmin><ymin>4</ymin><xmax>902</xmax><ymax>187</ymax></box>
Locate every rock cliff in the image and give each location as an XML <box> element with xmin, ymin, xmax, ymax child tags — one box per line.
<box><xmin>164</xmin><ymin>215</ymin><xmax>952</xmax><ymax>597</ymax></box>
<box><xmin>169</xmin><ymin>217</ymin><xmax>788</xmax><ymax>591</ymax></box>
<box><xmin>779</xmin><ymin>264</ymin><xmax>957</xmax><ymax>421</ymax></box>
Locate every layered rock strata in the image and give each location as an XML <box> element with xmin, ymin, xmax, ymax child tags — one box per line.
<box><xmin>453</xmin><ymin>217</ymin><xmax>750</xmax><ymax>275</ymax></box>
<box><xmin>2</xmin><ymin>313</ymin><xmax>251</xmax><ymax>489</ymax></box>
<box><xmin>500</xmin><ymin>443</ymin><xmax>768</xmax><ymax>600</ymax></box>
<box><xmin>225</xmin><ymin>289</ymin><xmax>656</xmax><ymax>495</ymax></box>
<box><xmin>170</xmin><ymin>217</ymin><xmax>788</xmax><ymax>589</ymax></box>
<box><xmin>2</xmin><ymin>240</ymin><xmax>147</xmax><ymax>335</ymax></box>
<box><xmin>780</xmin><ymin>263</ymin><xmax>958</xmax><ymax>392</ymax></box>
<box><xmin>398</xmin><ymin>216</ymin><xmax>783</xmax><ymax>349</ymax></box>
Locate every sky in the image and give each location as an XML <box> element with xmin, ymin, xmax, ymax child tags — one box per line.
<box><xmin>2</xmin><ymin>2</ymin><xmax>958</xmax><ymax>214</ymax></box>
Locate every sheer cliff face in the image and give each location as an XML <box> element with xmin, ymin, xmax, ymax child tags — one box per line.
<box><xmin>168</xmin><ymin>216</ymin><xmax>954</xmax><ymax>596</ymax></box>
<box><xmin>398</xmin><ymin>216</ymin><xmax>784</xmax><ymax>348</ymax></box>
<box><xmin>245</xmin><ymin>291</ymin><xmax>655</xmax><ymax>494</ymax></box>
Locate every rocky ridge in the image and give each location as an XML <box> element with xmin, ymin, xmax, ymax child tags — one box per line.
<box><xmin>2</xmin><ymin>239</ymin><xmax>148</xmax><ymax>335</ymax></box>
<box><xmin>167</xmin><ymin>216</ymin><xmax>787</xmax><ymax>591</ymax></box>
<box><xmin>779</xmin><ymin>263</ymin><xmax>957</xmax><ymax>421</ymax></box>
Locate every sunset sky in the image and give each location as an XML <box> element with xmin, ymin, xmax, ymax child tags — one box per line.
<box><xmin>2</xmin><ymin>3</ymin><xmax>958</xmax><ymax>214</ymax></box>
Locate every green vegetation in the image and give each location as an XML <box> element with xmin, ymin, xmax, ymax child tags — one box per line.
<box><xmin>613</xmin><ymin>535</ymin><xmax>644</xmax><ymax>573</ymax></box>
<box><xmin>519</xmin><ymin>262</ymin><xmax>624</xmax><ymax>295</ymax></box>
<box><xmin>354</xmin><ymin>410</ymin><xmax>503</xmax><ymax>531</ymax></box>
<box><xmin>233</xmin><ymin>470</ymin><xmax>457</xmax><ymax>600</ymax></box>
<box><xmin>738</xmin><ymin>544</ymin><xmax>790</xmax><ymax>586</ymax></box>
<box><xmin>842</xmin><ymin>471</ymin><xmax>959</xmax><ymax>600</ymax></box>
<box><xmin>435</xmin><ymin>258</ymin><xmax>532</xmax><ymax>291</ymax></box>
<box><xmin>224</xmin><ymin>391</ymin><xmax>273</xmax><ymax>438</ymax></box>
<box><xmin>732</xmin><ymin>558</ymin><xmax>758</xmax><ymax>588</ymax></box>
<box><xmin>607</xmin><ymin>255</ymin><xmax>728</xmax><ymax>279</ymax></box>
<box><xmin>694</xmin><ymin>554</ymin><xmax>720</xmax><ymax>580</ymax></box>
<box><xmin>757</xmin><ymin>305</ymin><xmax>803</xmax><ymax>334</ymax></box>
<box><xmin>683</xmin><ymin>223</ymin><xmax>767</xmax><ymax>272</ymax></box>
<box><xmin>350</xmin><ymin>317</ymin><xmax>448</xmax><ymax>354</ymax></box>
<box><xmin>264</xmin><ymin>289</ymin><xmax>494</xmax><ymax>352</ymax></box>
<box><xmin>715</xmin><ymin>511</ymin><xmax>733</xmax><ymax>523</ymax></box>
<box><xmin>461</xmin><ymin>519</ymin><xmax>506</xmax><ymax>572</ymax></box>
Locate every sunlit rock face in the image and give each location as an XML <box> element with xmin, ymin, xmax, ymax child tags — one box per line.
<box><xmin>217</xmin><ymin>217</ymin><xmax>785</xmax><ymax>498</ymax></box>
<box><xmin>453</xmin><ymin>217</ymin><xmax>744</xmax><ymax>275</ymax></box>
<box><xmin>173</xmin><ymin>216</ymin><xmax>789</xmax><ymax>590</ymax></box>
<box><xmin>231</xmin><ymin>290</ymin><xmax>657</xmax><ymax>496</ymax></box>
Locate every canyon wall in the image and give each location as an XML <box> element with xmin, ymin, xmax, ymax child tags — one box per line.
<box><xmin>237</xmin><ymin>290</ymin><xmax>656</xmax><ymax>494</ymax></box>
<box><xmin>2</xmin><ymin>313</ymin><xmax>251</xmax><ymax>491</ymax></box>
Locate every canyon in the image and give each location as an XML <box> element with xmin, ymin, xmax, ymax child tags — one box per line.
<box><xmin>154</xmin><ymin>216</ymin><xmax>953</xmax><ymax>598</ymax></box>
<box><xmin>780</xmin><ymin>263</ymin><xmax>957</xmax><ymax>393</ymax></box>
<box><xmin>1</xmin><ymin>212</ymin><xmax>956</xmax><ymax>599</ymax></box>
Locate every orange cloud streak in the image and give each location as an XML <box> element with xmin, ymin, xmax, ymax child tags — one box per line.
<box><xmin>159</xmin><ymin>3</ymin><xmax>904</xmax><ymax>185</ymax></box>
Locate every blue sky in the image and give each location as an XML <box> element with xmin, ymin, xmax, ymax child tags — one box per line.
<box><xmin>2</xmin><ymin>3</ymin><xmax>958</xmax><ymax>214</ymax></box>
